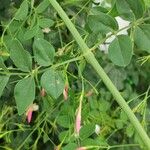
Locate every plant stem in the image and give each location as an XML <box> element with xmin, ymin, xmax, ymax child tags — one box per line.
<box><xmin>49</xmin><ymin>0</ymin><xmax>150</xmax><ymax>148</ymax></box>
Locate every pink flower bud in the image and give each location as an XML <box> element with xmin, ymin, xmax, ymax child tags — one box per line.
<box><xmin>75</xmin><ymin>102</ymin><xmax>82</xmax><ymax>135</ymax></box>
<box><xmin>40</xmin><ymin>88</ymin><xmax>46</xmax><ymax>97</ymax></box>
<box><xmin>26</xmin><ymin>108</ymin><xmax>33</xmax><ymax>123</ymax></box>
<box><xmin>85</xmin><ymin>90</ymin><xmax>93</xmax><ymax>97</ymax></box>
<box><xmin>76</xmin><ymin>147</ymin><xmax>86</xmax><ymax>150</ymax></box>
<box><xmin>63</xmin><ymin>84</ymin><xmax>69</xmax><ymax>100</ymax></box>
<box><xmin>26</xmin><ymin>103</ymin><xmax>39</xmax><ymax>123</ymax></box>
<box><xmin>55</xmin><ymin>146</ymin><xmax>60</xmax><ymax>150</ymax></box>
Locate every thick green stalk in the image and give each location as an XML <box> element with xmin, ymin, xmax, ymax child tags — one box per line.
<box><xmin>49</xmin><ymin>0</ymin><xmax>150</xmax><ymax>148</ymax></box>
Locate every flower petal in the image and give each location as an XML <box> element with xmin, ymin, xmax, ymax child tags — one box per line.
<box><xmin>27</xmin><ymin>110</ymin><xmax>33</xmax><ymax>123</ymax></box>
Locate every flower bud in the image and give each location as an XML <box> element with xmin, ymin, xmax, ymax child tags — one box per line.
<box><xmin>76</xmin><ymin>147</ymin><xmax>86</xmax><ymax>150</ymax></box>
<box><xmin>75</xmin><ymin>101</ymin><xmax>82</xmax><ymax>135</ymax></box>
<box><xmin>26</xmin><ymin>108</ymin><xmax>33</xmax><ymax>123</ymax></box>
<box><xmin>63</xmin><ymin>84</ymin><xmax>69</xmax><ymax>100</ymax></box>
<box><xmin>26</xmin><ymin>103</ymin><xmax>39</xmax><ymax>123</ymax></box>
<box><xmin>40</xmin><ymin>88</ymin><xmax>46</xmax><ymax>97</ymax></box>
<box><xmin>42</xmin><ymin>28</ymin><xmax>51</xmax><ymax>33</ymax></box>
<box><xmin>95</xmin><ymin>124</ymin><xmax>101</xmax><ymax>135</ymax></box>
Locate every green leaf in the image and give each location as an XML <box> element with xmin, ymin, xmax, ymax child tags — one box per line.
<box><xmin>3</xmin><ymin>36</ymin><xmax>13</xmax><ymax>50</ymax></box>
<box><xmin>108</xmin><ymin>3</ymin><xmax>119</xmax><ymax>17</ymax></box>
<box><xmin>57</xmin><ymin>115</ymin><xmax>71</xmax><ymax>128</ymax></box>
<box><xmin>9</xmin><ymin>39</ymin><xmax>32</xmax><ymax>72</ymax></box>
<box><xmin>8</xmin><ymin>20</ymin><xmax>22</xmax><ymax>34</ymax></box>
<box><xmin>62</xmin><ymin>143</ymin><xmax>77</xmax><ymax>150</ymax></box>
<box><xmin>108</xmin><ymin>35</ymin><xmax>133</xmax><ymax>67</ymax></box>
<box><xmin>98</xmin><ymin>100</ymin><xmax>110</xmax><ymax>112</ymax></box>
<box><xmin>126</xmin><ymin>124</ymin><xmax>134</xmax><ymax>137</ymax></box>
<box><xmin>90</xmin><ymin>6</ymin><xmax>108</xmax><ymax>14</ymax></box>
<box><xmin>0</xmin><ymin>75</ymin><xmax>9</xmax><ymax>97</ymax></box>
<box><xmin>39</xmin><ymin>18</ymin><xmax>54</xmax><ymax>28</ymax></box>
<box><xmin>41</xmin><ymin>69</ymin><xmax>65</xmax><ymax>99</ymax></box>
<box><xmin>59</xmin><ymin>131</ymin><xmax>70</xmax><ymax>144</ymax></box>
<box><xmin>107</xmin><ymin>67</ymin><xmax>127</xmax><ymax>90</ymax></box>
<box><xmin>36</xmin><ymin>28</ymin><xmax>44</xmax><ymax>39</ymax></box>
<box><xmin>15</xmin><ymin>0</ymin><xmax>28</xmax><ymax>20</ymax></box>
<box><xmin>134</xmin><ymin>24</ymin><xmax>150</xmax><ymax>53</ymax></box>
<box><xmin>79</xmin><ymin>124</ymin><xmax>95</xmax><ymax>140</ymax></box>
<box><xmin>24</xmin><ymin>25</ymin><xmax>39</xmax><ymax>41</ymax></box>
<box><xmin>14</xmin><ymin>77</ymin><xmax>35</xmax><ymax>115</ymax></box>
<box><xmin>0</xmin><ymin>57</ymin><xmax>8</xmax><ymax>72</ymax></box>
<box><xmin>81</xmin><ymin>138</ymin><xmax>100</xmax><ymax>146</ymax></box>
<box><xmin>144</xmin><ymin>0</ymin><xmax>150</xmax><ymax>7</ymax></box>
<box><xmin>87</xmin><ymin>13</ymin><xmax>118</xmax><ymax>34</ymax></box>
<box><xmin>43</xmin><ymin>133</ymin><xmax>49</xmax><ymax>143</ymax></box>
<box><xmin>95</xmin><ymin>136</ymin><xmax>108</xmax><ymax>146</ymax></box>
<box><xmin>33</xmin><ymin>38</ymin><xmax>55</xmax><ymax>66</ymax></box>
<box><xmin>115</xmin><ymin>119</ymin><xmax>124</xmax><ymax>129</ymax></box>
<box><xmin>86</xmin><ymin>31</ymin><xmax>103</xmax><ymax>47</ymax></box>
<box><xmin>120</xmin><ymin>111</ymin><xmax>128</xmax><ymax>122</ymax></box>
<box><xmin>116</xmin><ymin>0</ymin><xmax>144</xmax><ymax>21</ymax></box>
<box><xmin>36</xmin><ymin>0</ymin><xmax>50</xmax><ymax>13</ymax></box>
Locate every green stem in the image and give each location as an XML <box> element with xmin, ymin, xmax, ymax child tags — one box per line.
<box><xmin>49</xmin><ymin>0</ymin><xmax>150</xmax><ymax>148</ymax></box>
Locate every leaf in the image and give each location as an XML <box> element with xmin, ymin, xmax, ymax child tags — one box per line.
<box><xmin>57</xmin><ymin>115</ymin><xmax>71</xmax><ymax>128</ymax></box>
<box><xmin>36</xmin><ymin>28</ymin><xmax>44</xmax><ymax>39</ymax></box>
<box><xmin>144</xmin><ymin>0</ymin><xmax>150</xmax><ymax>8</ymax></box>
<box><xmin>9</xmin><ymin>39</ymin><xmax>32</xmax><ymax>72</ymax></box>
<box><xmin>115</xmin><ymin>119</ymin><xmax>124</xmax><ymax>129</ymax></box>
<box><xmin>15</xmin><ymin>0</ymin><xmax>28</xmax><ymax>20</ymax></box>
<box><xmin>108</xmin><ymin>35</ymin><xmax>133</xmax><ymax>67</ymax></box>
<box><xmin>3</xmin><ymin>36</ymin><xmax>14</xmax><ymax>50</ymax></box>
<box><xmin>90</xmin><ymin>6</ymin><xmax>108</xmax><ymax>14</ymax></box>
<box><xmin>126</xmin><ymin>124</ymin><xmax>134</xmax><ymax>137</ymax></box>
<box><xmin>86</xmin><ymin>31</ymin><xmax>103</xmax><ymax>47</ymax></box>
<box><xmin>98</xmin><ymin>100</ymin><xmax>110</xmax><ymax>112</ymax></box>
<box><xmin>36</xmin><ymin>0</ymin><xmax>50</xmax><ymax>13</ymax></box>
<box><xmin>41</xmin><ymin>69</ymin><xmax>65</xmax><ymax>99</ymax></box>
<box><xmin>62</xmin><ymin>143</ymin><xmax>77</xmax><ymax>150</ymax></box>
<box><xmin>39</xmin><ymin>18</ymin><xmax>54</xmax><ymax>28</ymax></box>
<box><xmin>107</xmin><ymin>67</ymin><xmax>127</xmax><ymax>90</ymax></box>
<box><xmin>116</xmin><ymin>0</ymin><xmax>144</xmax><ymax>21</ymax></box>
<box><xmin>43</xmin><ymin>133</ymin><xmax>49</xmax><ymax>143</ymax></box>
<box><xmin>14</xmin><ymin>77</ymin><xmax>35</xmax><ymax>115</ymax></box>
<box><xmin>81</xmin><ymin>138</ymin><xmax>100</xmax><ymax>146</ymax></box>
<box><xmin>87</xmin><ymin>12</ymin><xmax>118</xmax><ymax>34</ymax></box>
<box><xmin>59</xmin><ymin>131</ymin><xmax>70</xmax><ymax>144</ymax></box>
<box><xmin>120</xmin><ymin>111</ymin><xmax>128</xmax><ymax>122</ymax></box>
<box><xmin>0</xmin><ymin>57</ymin><xmax>8</xmax><ymax>72</ymax></box>
<box><xmin>24</xmin><ymin>25</ymin><xmax>39</xmax><ymax>41</ymax></box>
<box><xmin>33</xmin><ymin>38</ymin><xmax>55</xmax><ymax>66</ymax></box>
<box><xmin>134</xmin><ymin>24</ymin><xmax>150</xmax><ymax>53</ymax></box>
<box><xmin>108</xmin><ymin>3</ymin><xmax>119</xmax><ymax>17</ymax></box>
<box><xmin>8</xmin><ymin>20</ymin><xmax>22</xmax><ymax>34</ymax></box>
<box><xmin>79</xmin><ymin>124</ymin><xmax>95</xmax><ymax>140</ymax></box>
<box><xmin>0</xmin><ymin>75</ymin><xmax>9</xmax><ymax>97</ymax></box>
<box><xmin>95</xmin><ymin>136</ymin><xmax>108</xmax><ymax>146</ymax></box>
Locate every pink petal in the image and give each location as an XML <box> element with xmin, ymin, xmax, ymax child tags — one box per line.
<box><xmin>75</xmin><ymin>110</ymin><xmax>81</xmax><ymax>133</ymax></box>
<box><xmin>85</xmin><ymin>90</ymin><xmax>93</xmax><ymax>97</ymax></box>
<box><xmin>40</xmin><ymin>88</ymin><xmax>46</xmax><ymax>97</ymax></box>
<box><xmin>75</xmin><ymin>101</ymin><xmax>82</xmax><ymax>134</ymax></box>
<box><xmin>63</xmin><ymin>84</ymin><xmax>68</xmax><ymax>100</ymax></box>
<box><xmin>27</xmin><ymin>110</ymin><xmax>33</xmax><ymax>123</ymax></box>
<box><xmin>76</xmin><ymin>147</ymin><xmax>86</xmax><ymax>150</ymax></box>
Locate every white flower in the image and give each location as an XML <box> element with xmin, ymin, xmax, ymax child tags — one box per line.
<box><xmin>95</xmin><ymin>124</ymin><xmax>101</xmax><ymax>134</ymax></box>
<box><xmin>42</xmin><ymin>28</ymin><xmax>51</xmax><ymax>33</ymax></box>
<box><xmin>32</xmin><ymin>103</ymin><xmax>39</xmax><ymax>111</ymax></box>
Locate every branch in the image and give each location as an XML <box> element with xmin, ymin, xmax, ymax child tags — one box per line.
<box><xmin>49</xmin><ymin>0</ymin><xmax>150</xmax><ymax>148</ymax></box>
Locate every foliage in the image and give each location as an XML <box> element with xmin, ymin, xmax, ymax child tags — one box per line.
<box><xmin>0</xmin><ymin>0</ymin><xmax>150</xmax><ymax>149</ymax></box>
